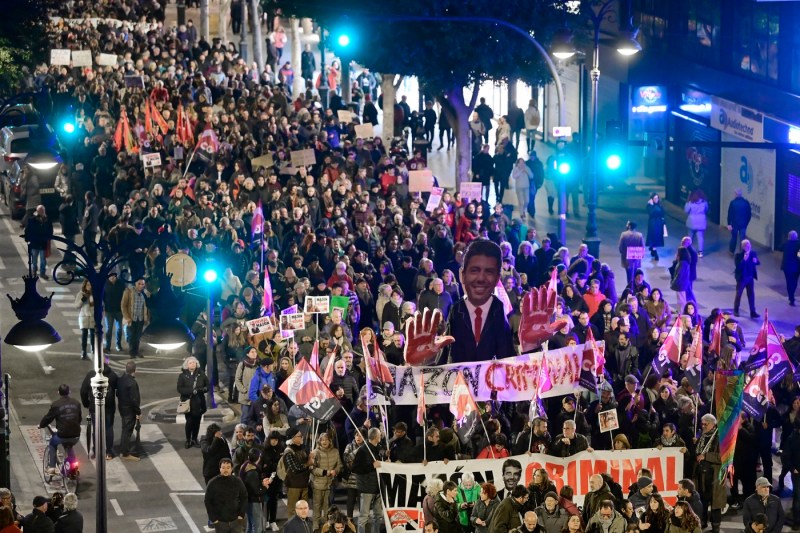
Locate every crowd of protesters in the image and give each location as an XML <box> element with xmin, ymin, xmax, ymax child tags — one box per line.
<box><xmin>7</xmin><ymin>1</ymin><xmax>800</xmax><ymax>533</ymax></box>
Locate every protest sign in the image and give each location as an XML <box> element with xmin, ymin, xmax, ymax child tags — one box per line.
<box><xmin>425</xmin><ymin>187</ymin><xmax>444</xmax><ymax>213</ymax></box>
<box><xmin>251</xmin><ymin>153</ymin><xmax>274</xmax><ymax>170</ymax></box>
<box><xmin>290</xmin><ymin>149</ymin><xmax>316</xmax><ymax>167</ymax></box>
<box><xmin>50</xmin><ymin>49</ymin><xmax>71</xmax><ymax>66</ymax></box>
<box><xmin>330</xmin><ymin>295</ymin><xmax>349</xmax><ymax>319</ymax></box>
<box><xmin>354</xmin><ymin>123</ymin><xmax>375</xmax><ymax>139</ymax></box>
<box><xmin>626</xmin><ymin>246</ymin><xmax>645</xmax><ymax>261</ymax></box>
<box><xmin>97</xmin><ymin>53</ymin><xmax>118</xmax><ymax>66</ymax></box>
<box><xmin>246</xmin><ymin>317</ymin><xmax>274</xmax><ymax>336</ymax></box>
<box><xmin>337</xmin><ymin>110</ymin><xmax>353</xmax><ymax>124</ymax></box>
<box><xmin>71</xmin><ymin>50</ymin><xmax>92</xmax><ymax>67</ymax></box>
<box><xmin>304</xmin><ymin>296</ymin><xmax>330</xmax><ymax>314</ymax></box>
<box><xmin>279</xmin><ymin>313</ymin><xmax>305</xmax><ymax>331</ymax></box>
<box><xmin>377</xmin><ymin>448</ymin><xmax>683</xmax><ymax>531</ymax></box>
<box><xmin>141</xmin><ymin>152</ymin><xmax>162</xmax><ymax>169</ymax></box>
<box><xmin>460</xmin><ymin>182</ymin><xmax>483</xmax><ymax>202</ymax></box>
<box><xmin>599</xmin><ymin>409</ymin><xmax>619</xmax><ymax>433</ymax></box>
<box><xmin>408</xmin><ymin>170</ymin><xmax>434</xmax><ymax>193</ymax></box>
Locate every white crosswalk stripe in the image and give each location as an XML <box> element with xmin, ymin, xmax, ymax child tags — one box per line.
<box><xmin>137</xmin><ymin>424</ymin><xmax>204</xmax><ymax>492</ymax></box>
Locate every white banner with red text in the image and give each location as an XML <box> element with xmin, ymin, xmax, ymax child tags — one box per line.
<box><xmin>377</xmin><ymin>447</ymin><xmax>682</xmax><ymax>531</ymax></box>
<box><xmin>370</xmin><ymin>342</ymin><xmax>602</xmax><ymax>405</ymax></box>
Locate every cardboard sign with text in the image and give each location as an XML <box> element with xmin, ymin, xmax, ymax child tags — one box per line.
<box><xmin>142</xmin><ymin>152</ymin><xmax>162</xmax><ymax>169</ymax></box>
<box><xmin>626</xmin><ymin>246</ymin><xmax>645</xmax><ymax>261</ymax></box>
<box><xmin>354</xmin><ymin>123</ymin><xmax>375</xmax><ymax>139</ymax></box>
<box><xmin>408</xmin><ymin>170</ymin><xmax>434</xmax><ymax>193</ymax></box>
<box><xmin>460</xmin><ymin>182</ymin><xmax>483</xmax><ymax>202</ymax></box>
<box><xmin>50</xmin><ymin>49</ymin><xmax>71</xmax><ymax>66</ymax></box>
<box><xmin>425</xmin><ymin>187</ymin><xmax>444</xmax><ymax>213</ymax></box>
<box><xmin>251</xmin><ymin>153</ymin><xmax>274</xmax><ymax>170</ymax></box>
<box><xmin>337</xmin><ymin>110</ymin><xmax>353</xmax><ymax>124</ymax></box>
<box><xmin>71</xmin><ymin>50</ymin><xmax>93</xmax><ymax>67</ymax></box>
<box><xmin>97</xmin><ymin>53</ymin><xmax>118</xmax><ymax>67</ymax></box>
<box><xmin>290</xmin><ymin>149</ymin><xmax>316</xmax><ymax>168</ymax></box>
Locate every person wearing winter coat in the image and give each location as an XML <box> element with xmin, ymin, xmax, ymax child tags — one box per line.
<box><xmin>512</xmin><ymin>158</ymin><xmax>534</xmax><ymax>219</ymax></box>
<box><xmin>586</xmin><ymin>500</ymin><xmax>626</xmax><ymax>533</ymax></box>
<box><xmin>75</xmin><ymin>280</ymin><xmax>95</xmax><ymax>360</ymax></box>
<box><xmin>742</xmin><ymin>478</ymin><xmax>785</xmax><ymax>533</ymax></box>
<box><xmin>534</xmin><ymin>492</ymin><xmax>568</xmax><ymax>533</ymax></box>
<box><xmin>646</xmin><ymin>193</ymin><xmax>666</xmax><ymax>261</ymax></box>
<box><xmin>684</xmin><ymin>190</ymin><xmax>709</xmax><ymax>257</ymax></box>
<box><xmin>53</xmin><ymin>492</ymin><xmax>82</xmax><ymax>533</ymax></box>
<box><xmin>240</xmin><ymin>447</ymin><xmax>267</xmax><ymax>533</ymax></box>
<box><xmin>342</xmin><ymin>432</ymin><xmax>363</xmax><ymax>520</ymax></box>
<box><xmin>455</xmin><ymin>474</ymin><xmax>481</xmax><ymax>529</ymax></box>
<box><xmin>310</xmin><ymin>433</ymin><xmax>343</xmax><ymax>531</ymax></box>
<box><xmin>470</xmin><ymin>482</ymin><xmax>499</xmax><ymax>533</ymax></box>
<box><xmin>582</xmin><ymin>475</ymin><xmax>616</xmax><ymax>526</ymax></box>
<box><xmin>177</xmin><ymin>356</ymin><xmax>209</xmax><ymax>449</ymax></box>
<box><xmin>23</xmin><ymin>204</ymin><xmax>52</xmax><ymax>278</ymax></box>
<box><xmin>666</xmin><ymin>501</ymin><xmax>702</xmax><ymax>533</ymax></box>
<box><xmin>201</xmin><ymin>424</ymin><xmax>231</xmax><ymax>485</ymax></box>
<box><xmin>204</xmin><ymin>459</ymin><xmax>248</xmax><ymax>529</ymax></box>
<box><xmin>247</xmin><ymin>357</ymin><xmax>276</xmax><ymax>403</ymax></box>
<box><xmin>234</xmin><ymin>347</ymin><xmax>259</xmax><ymax>424</ymax></box>
<box><xmin>670</xmin><ymin>247</ymin><xmax>691</xmax><ymax>313</ymax></box>
<box><xmin>492</xmin><ymin>486</ymin><xmax>529</xmax><ymax>533</ymax></box>
<box><xmin>433</xmin><ymin>481</ymin><xmax>460</xmax><ymax>533</ymax></box>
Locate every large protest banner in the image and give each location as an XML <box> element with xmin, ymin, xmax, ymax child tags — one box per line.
<box><xmin>378</xmin><ymin>448</ymin><xmax>682</xmax><ymax>531</ymax></box>
<box><xmin>371</xmin><ymin>343</ymin><xmax>596</xmax><ymax>405</ymax></box>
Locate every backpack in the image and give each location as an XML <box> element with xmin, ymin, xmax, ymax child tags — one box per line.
<box><xmin>276</xmin><ymin>452</ymin><xmax>288</xmax><ymax>481</ymax></box>
<box><xmin>529</xmin><ymin>159</ymin><xmax>545</xmax><ymax>189</ymax></box>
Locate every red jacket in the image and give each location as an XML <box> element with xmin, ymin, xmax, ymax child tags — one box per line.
<box><xmin>476</xmin><ymin>446</ymin><xmax>510</xmax><ymax>460</ymax></box>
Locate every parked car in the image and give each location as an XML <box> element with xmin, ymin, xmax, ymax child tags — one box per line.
<box><xmin>5</xmin><ymin>158</ymin><xmax>63</xmax><ymax>221</ymax></box>
<box><xmin>0</xmin><ymin>124</ymin><xmax>58</xmax><ymax>213</ymax></box>
<box><xmin>0</xmin><ymin>104</ymin><xmax>40</xmax><ymax>129</ymax></box>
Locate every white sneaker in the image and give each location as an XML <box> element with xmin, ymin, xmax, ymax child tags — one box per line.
<box><xmin>270</xmin><ymin>522</ymin><xmax>278</xmax><ymax>531</ymax></box>
<box><xmin>46</xmin><ymin>467</ymin><xmax>58</xmax><ymax>475</ymax></box>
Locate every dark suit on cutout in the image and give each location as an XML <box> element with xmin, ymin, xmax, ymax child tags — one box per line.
<box><xmin>446</xmin><ymin>296</ymin><xmax>514</xmax><ymax>364</ymax></box>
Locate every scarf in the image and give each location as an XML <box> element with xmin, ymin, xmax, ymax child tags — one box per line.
<box><xmin>660</xmin><ymin>433</ymin><xmax>678</xmax><ymax>446</ymax></box>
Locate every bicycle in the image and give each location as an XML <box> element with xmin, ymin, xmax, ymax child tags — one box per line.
<box><xmin>42</xmin><ymin>425</ymin><xmax>80</xmax><ymax>493</ymax></box>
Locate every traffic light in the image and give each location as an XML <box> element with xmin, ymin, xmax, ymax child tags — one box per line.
<box><xmin>605</xmin><ymin>153</ymin><xmax>622</xmax><ymax>171</ymax></box>
<box><xmin>553</xmin><ymin>141</ymin><xmax>574</xmax><ymax>178</ymax></box>
<box><xmin>337</xmin><ymin>33</ymin><xmax>351</xmax><ymax>47</ymax></box>
<box><xmin>329</xmin><ymin>18</ymin><xmax>358</xmax><ymax>54</ymax></box>
<box><xmin>62</xmin><ymin>121</ymin><xmax>75</xmax><ymax>134</ymax></box>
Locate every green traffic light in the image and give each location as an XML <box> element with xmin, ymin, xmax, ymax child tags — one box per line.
<box><xmin>203</xmin><ymin>269</ymin><xmax>218</xmax><ymax>283</ymax></box>
<box><xmin>605</xmin><ymin>154</ymin><xmax>622</xmax><ymax>170</ymax></box>
<box><xmin>557</xmin><ymin>161</ymin><xmax>571</xmax><ymax>175</ymax></box>
<box><xmin>337</xmin><ymin>34</ymin><xmax>350</xmax><ymax>47</ymax></box>
<box><xmin>62</xmin><ymin>122</ymin><xmax>75</xmax><ymax>134</ymax></box>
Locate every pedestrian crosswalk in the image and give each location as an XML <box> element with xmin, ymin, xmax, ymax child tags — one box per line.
<box><xmin>19</xmin><ymin>423</ymin><xmax>207</xmax><ymax>495</ymax></box>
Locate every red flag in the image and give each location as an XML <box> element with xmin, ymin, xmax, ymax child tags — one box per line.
<box><xmin>197</xmin><ymin>126</ymin><xmax>219</xmax><ymax>152</ymax></box>
<box><xmin>494</xmin><ymin>278</ymin><xmax>512</xmax><ymax>316</ymax></box>
<box><xmin>449</xmin><ymin>372</ymin><xmax>481</xmax><ymax>422</ymax></box>
<box><xmin>416</xmin><ymin>373</ymin><xmax>426</xmax><ymax>426</ymax></box>
<box><xmin>709</xmin><ymin>313</ymin><xmax>724</xmax><ymax>357</ymax></box>
<box><xmin>309</xmin><ymin>340</ymin><xmax>320</xmax><ymax>372</ymax></box>
<box><xmin>114</xmin><ymin>116</ymin><xmax>124</xmax><ymax>152</ymax></box>
<box><xmin>251</xmin><ymin>200</ymin><xmax>265</xmax><ymax>240</ymax></box>
<box><xmin>685</xmin><ymin>325</ymin><xmax>703</xmax><ymax>391</ymax></box>
<box><xmin>743</xmin><ymin>311</ymin><xmax>795</xmax><ymax>386</ymax></box>
<box><xmin>653</xmin><ymin>316</ymin><xmax>682</xmax><ymax>375</ymax></box>
<box><xmin>263</xmin><ymin>270</ymin><xmax>273</xmax><ymax>316</ymax></box>
<box><xmin>144</xmin><ymin>98</ymin><xmax>153</xmax><ymax>136</ymax></box>
<box><xmin>742</xmin><ymin>364</ymin><xmax>769</xmax><ymax>419</ymax></box>
<box><xmin>322</xmin><ymin>346</ymin><xmax>336</xmax><ymax>384</ymax></box>
<box><xmin>362</xmin><ymin>334</ymin><xmax>394</xmax><ymax>384</ymax></box>
<box><xmin>149</xmin><ymin>99</ymin><xmax>169</xmax><ymax>135</ymax></box>
<box><xmin>579</xmin><ymin>329</ymin><xmax>600</xmax><ymax>393</ymax></box>
<box><xmin>586</xmin><ymin>328</ymin><xmax>606</xmax><ymax>377</ymax></box>
<box><xmin>279</xmin><ymin>359</ymin><xmax>339</xmax><ymax>421</ymax></box>
<box><xmin>176</xmin><ymin>103</ymin><xmax>194</xmax><ymax>145</ymax></box>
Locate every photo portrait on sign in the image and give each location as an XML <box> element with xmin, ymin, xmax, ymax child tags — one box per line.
<box><xmin>598</xmin><ymin>409</ymin><xmax>620</xmax><ymax>433</ymax></box>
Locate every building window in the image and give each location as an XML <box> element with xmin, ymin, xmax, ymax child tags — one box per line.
<box><xmin>734</xmin><ymin>1</ymin><xmax>779</xmax><ymax>82</ymax></box>
<box><xmin>634</xmin><ymin>0</ymin><xmax>668</xmax><ymax>54</ymax></box>
<box><xmin>684</xmin><ymin>0</ymin><xmax>721</xmax><ymax>66</ymax></box>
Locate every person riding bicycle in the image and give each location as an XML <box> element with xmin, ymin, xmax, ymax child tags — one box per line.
<box><xmin>39</xmin><ymin>384</ymin><xmax>82</xmax><ymax>474</ymax></box>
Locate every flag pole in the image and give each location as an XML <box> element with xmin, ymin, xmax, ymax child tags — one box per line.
<box><xmin>182</xmin><ymin>142</ymin><xmax>200</xmax><ymax>179</ymax></box>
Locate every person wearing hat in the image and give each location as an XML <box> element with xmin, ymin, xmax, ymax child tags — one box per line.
<box><xmin>628</xmin><ymin>477</ymin><xmax>654</xmax><ymax>514</ymax></box>
<box><xmin>587</xmin><ymin>380</ymin><xmax>617</xmax><ymax>450</ymax></box>
<box><xmin>247</xmin><ymin>356</ymin><xmax>276</xmax><ymax>404</ymax></box>
<box><xmin>21</xmin><ymin>496</ymin><xmax>53</xmax><ymax>532</ymax></box>
<box><xmin>534</xmin><ymin>490</ymin><xmax>568</xmax><ymax>533</ymax></box>
<box><xmin>554</xmin><ymin>396</ymin><xmax>590</xmax><ymax>438</ymax></box>
<box><xmin>284</xmin><ymin>427</ymin><xmax>312</xmax><ymax>518</ymax></box>
<box><xmin>723</xmin><ymin>315</ymin><xmax>746</xmax><ymax>352</ymax></box>
<box><xmin>742</xmin><ymin>477</ymin><xmax>785</xmax><ymax>533</ymax></box>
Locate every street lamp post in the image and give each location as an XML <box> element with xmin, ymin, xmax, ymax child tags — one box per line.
<box><xmin>318</xmin><ymin>26</ymin><xmax>329</xmax><ymax>108</ymax></box>
<box><xmin>583</xmin><ymin>0</ymin><xmax>641</xmax><ymax>256</ymax></box>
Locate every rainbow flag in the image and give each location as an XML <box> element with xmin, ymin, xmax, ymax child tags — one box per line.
<box><xmin>714</xmin><ymin>370</ymin><xmax>745</xmax><ymax>482</ymax></box>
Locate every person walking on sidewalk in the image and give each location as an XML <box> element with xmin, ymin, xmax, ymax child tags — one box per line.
<box><xmin>524</xmin><ymin>99</ymin><xmax>541</xmax><ymax>153</ymax></box>
<box><xmin>512</xmin><ymin>158</ymin><xmax>533</xmax><ymax>221</ymax></box>
<box><xmin>619</xmin><ymin>221</ymin><xmax>645</xmax><ymax>286</ymax></box>
<box><xmin>684</xmin><ymin>189</ymin><xmax>709</xmax><ymax>258</ymax></box>
<box><xmin>177</xmin><ymin>356</ymin><xmax>209</xmax><ymax>449</ymax></box>
<box><xmin>24</xmin><ymin>205</ymin><xmax>53</xmax><ymax>279</ymax></box>
<box><xmin>646</xmin><ymin>193</ymin><xmax>666</xmax><ymax>261</ymax></box>
<box><xmin>117</xmin><ymin>361</ymin><xmax>141</xmax><ymax>462</ymax></box>
<box><xmin>734</xmin><ymin>239</ymin><xmax>760</xmax><ymax>319</ymax></box>
<box><xmin>781</xmin><ymin>230</ymin><xmax>800</xmax><ymax>307</ymax></box>
<box><xmin>727</xmin><ymin>189</ymin><xmax>752</xmax><ymax>254</ymax></box>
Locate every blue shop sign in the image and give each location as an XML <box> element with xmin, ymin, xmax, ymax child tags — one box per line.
<box><xmin>632</xmin><ymin>86</ymin><xmax>667</xmax><ymax>114</ymax></box>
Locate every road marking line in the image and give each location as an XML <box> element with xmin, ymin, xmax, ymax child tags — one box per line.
<box><xmin>19</xmin><ymin>426</ymin><xmax>59</xmax><ymax>495</ymax></box>
<box><xmin>33</xmin><ymin>351</ymin><xmax>55</xmax><ymax>375</ymax></box>
<box><xmin>51</xmin><ymin>294</ymin><xmax>71</xmax><ymax>300</ymax></box>
<box><xmin>62</xmin><ymin>311</ymin><xmax>80</xmax><ymax>317</ymax></box>
<box><xmin>82</xmin><ymin>443</ymin><xmax>140</xmax><ymax>493</ymax></box>
<box><xmin>170</xmin><ymin>493</ymin><xmax>202</xmax><ymax>533</ymax></box>
<box><xmin>110</xmin><ymin>499</ymin><xmax>124</xmax><ymax>516</ymax></box>
<box><xmin>139</xmin><ymin>424</ymin><xmax>203</xmax><ymax>491</ymax></box>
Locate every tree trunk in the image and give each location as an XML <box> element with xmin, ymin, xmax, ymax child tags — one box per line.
<box><xmin>200</xmin><ymin>0</ymin><xmax>210</xmax><ymax>42</ymax></box>
<box><xmin>381</xmin><ymin>75</ymin><xmax>397</xmax><ymax>147</ymax></box>
<box><xmin>250</xmin><ymin>0</ymin><xmax>264</xmax><ymax>73</ymax></box>
<box><xmin>290</xmin><ymin>18</ymin><xmax>304</xmax><ymax>97</ymax></box>
<box><xmin>342</xmin><ymin>61</ymin><xmax>352</xmax><ymax>104</ymax></box>
<box><xmin>446</xmin><ymin>85</ymin><xmax>480</xmax><ymax>188</ymax></box>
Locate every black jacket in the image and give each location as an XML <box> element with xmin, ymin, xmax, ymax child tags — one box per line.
<box><xmin>116</xmin><ymin>373</ymin><xmax>141</xmax><ymax>416</ymax></box>
<box><xmin>727</xmin><ymin>196</ymin><xmax>752</xmax><ymax>229</ymax></box>
<box><xmin>24</xmin><ymin>215</ymin><xmax>54</xmax><ymax>249</ymax></box>
<box><xmin>80</xmin><ymin>366</ymin><xmax>118</xmax><ymax>415</ymax></box>
<box><xmin>201</xmin><ymin>435</ymin><xmax>232</xmax><ymax>482</ymax></box>
<box><xmin>39</xmin><ymin>396</ymin><xmax>82</xmax><ymax>439</ymax></box>
<box><xmin>446</xmin><ymin>297</ymin><xmax>513</xmax><ymax>364</ymax></box>
<box><xmin>21</xmin><ymin>509</ymin><xmax>54</xmax><ymax>533</ymax></box>
<box><xmin>54</xmin><ymin>509</ymin><xmax>84</xmax><ymax>533</ymax></box>
<box><xmin>352</xmin><ymin>442</ymin><xmax>382</xmax><ymax>493</ymax></box>
<box><xmin>204</xmin><ymin>474</ymin><xmax>248</xmax><ymax>523</ymax></box>
<box><xmin>177</xmin><ymin>369</ymin><xmax>210</xmax><ymax>416</ymax></box>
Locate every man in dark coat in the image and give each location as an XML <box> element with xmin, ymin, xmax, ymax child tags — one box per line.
<box><xmin>204</xmin><ymin>458</ymin><xmax>248</xmax><ymax>530</ymax></box>
<box><xmin>24</xmin><ymin>205</ymin><xmax>53</xmax><ymax>279</ymax></box>
<box><xmin>474</xmin><ymin>97</ymin><xmax>494</xmax><ymax>143</ymax></box>
<box><xmin>472</xmin><ymin>144</ymin><xmax>494</xmax><ymax>203</ymax></box>
<box><xmin>446</xmin><ymin>240</ymin><xmax>514</xmax><ymax>364</ymax></box>
<box><xmin>734</xmin><ymin>239</ymin><xmax>760</xmax><ymax>318</ymax></box>
<box><xmin>742</xmin><ymin>477</ymin><xmax>785</xmax><ymax>533</ymax></box>
<box><xmin>21</xmin><ymin>496</ymin><xmax>54</xmax><ymax>533</ymax></box>
<box><xmin>116</xmin><ymin>361</ymin><xmax>141</xmax><ymax>461</ymax></box>
<box><xmin>80</xmin><ymin>363</ymin><xmax>118</xmax><ymax>459</ymax></box>
<box><xmin>781</xmin><ymin>230</ymin><xmax>800</xmax><ymax>306</ymax></box>
<box><xmin>727</xmin><ymin>188</ymin><xmax>752</xmax><ymax>254</ymax></box>
<box><xmin>352</xmin><ymin>428</ymin><xmax>384</xmax><ymax>533</ymax></box>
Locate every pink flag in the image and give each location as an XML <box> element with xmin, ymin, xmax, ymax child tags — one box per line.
<box><xmin>652</xmin><ymin>316</ymin><xmax>682</xmax><ymax>375</ymax></box>
<box><xmin>251</xmin><ymin>200</ymin><xmax>264</xmax><ymax>239</ymax></box>
<box><xmin>309</xmin><ymin>340</ymin><xmax>319</xmax><ymax>372</ymax></box>
<box><xmin>547</xmin><ymin>267</ymin><xmax>558</xmax><ymax>294</ymax></box>
<box><xmin>263</xmin><ymin>270</ymin><xmax>273</xmax><ymax>316</ymax></box>
<box><xmin>416</xmin><ymin>373</ymin><xmax>426</xmax><ymax>426</ymax></box>
<box><xmin>494</xmin><ymin>279</ymin><xmax>513</xmax><ymax>316</ymax></box>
